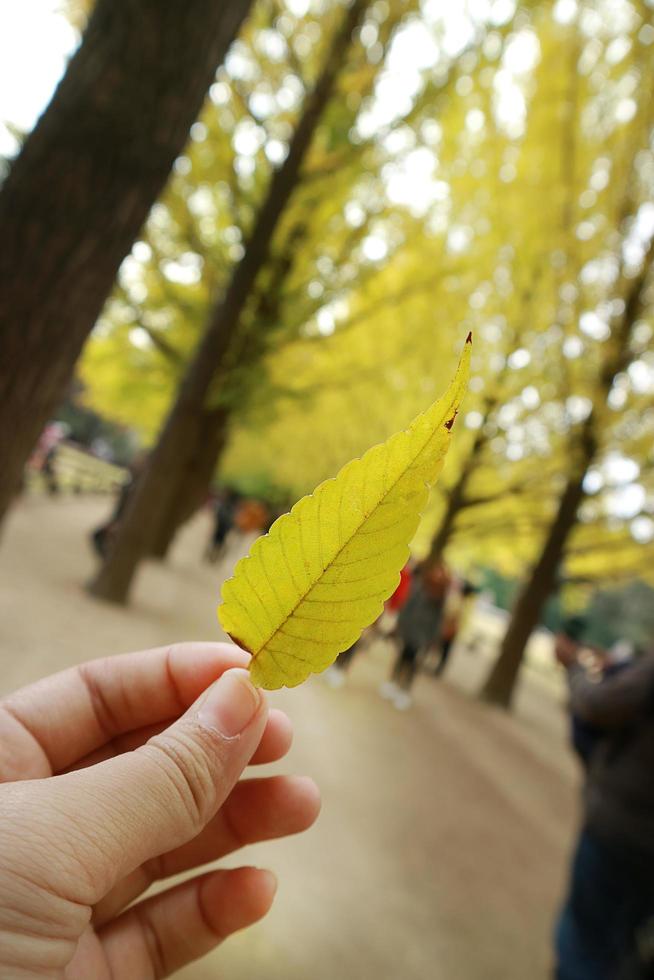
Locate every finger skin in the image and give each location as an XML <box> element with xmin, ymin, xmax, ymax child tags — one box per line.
<box><xmin>64</xmin><ymin>707</ymin><xmax>293</xmax><ymax>773</ymax></box>
<box><xmin>0</xmin><ymin>643</ymin><xmax>250</xmax><ymax>780</ymax></box>
<box><xmin>36</xmin><ymin>670</ymin><xmax>270</xmax><ymax>903</ymax></box>
<box><xmin>151</xmin><ymin>775</ymin><xmax>321</xmax><ymax>879</ymax></box>
<box><xmin>95</xmin><ymin>868</ymin><xmax>276</xmax><ymax>980</ymax></box>
<box><xmin>93</xmin><ymin>774</ymin><xmax>320</xmax><ymax>926</ymax></box>
<box><xmin>250</xmin><ymin>708</ymin><xmax>293</xmax><ymax>765</ymax></box>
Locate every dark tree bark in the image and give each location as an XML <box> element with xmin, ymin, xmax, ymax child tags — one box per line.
<box><xmin>0</xmin><ymin>0</ymin><xmax>252</xmax><ymax>526</ymax></box>
<box><xmin>89</xmin><ymin>0</ymin><xmax>370</xmax><ymax>603</ymax></box>
<box><xmin>427</xmin><ymin>361</ymin><xmax>517</xmax><ymax>565</ymax></box>
<box><xmin>427</xmin><ymin>423</ymin><xmax>490</xmax><ymax>564</ymax></box>
<box><xmin>479</xmin><ymin>460</ymin><xmax>590</xmax><ymax>708</ymax></box>
<box><xmin>148</xmin><ymin>221</ymin><xmax>307</xmax><ymax>559</ymax></box>
<box><xmin>480</xmin><ymin>234</ymin><xmax>654</xmax><ymax>709</ymax></box>
<box><xmin>149</xmin><ymin>408</ymin><xmax>229</xmax><ymax>560</ymax></box>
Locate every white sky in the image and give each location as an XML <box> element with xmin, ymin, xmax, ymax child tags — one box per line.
<box><xmin>0</xmin><ymin>0</ymin><xmax>532</xmax><ymax>158</ymax></box>
<box><xmin>0</xmin><ymin>1</ymin><xmax>78</xmax><ymax>156</ymax></box>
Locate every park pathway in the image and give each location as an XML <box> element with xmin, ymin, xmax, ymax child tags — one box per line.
<box><xmin>0</xmin><ymin>496</ymin><xmax>580</xmax><ymax>979</ymax></box>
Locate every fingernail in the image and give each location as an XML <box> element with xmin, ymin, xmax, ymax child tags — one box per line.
<box><xmin>198</xmin><ymin>668</ymin><xmax>262</xmax><ymax>737</ymax></box>
<box><xmin>260</xmin><ymin>869</ymin><xmax>278</xmax><ymax>897</ymax></box>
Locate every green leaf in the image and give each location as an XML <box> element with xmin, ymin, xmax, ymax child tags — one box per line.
<box><xmin>218</xmin><ymin>335</ymin><xmax>471</xmax><ymax>689</ymax></box>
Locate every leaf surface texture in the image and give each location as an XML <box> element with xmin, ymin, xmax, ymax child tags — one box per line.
<box><xmin>218</xmin><ymin>337</ymin><xmax>471</xmax><ymax>689</ymax></box>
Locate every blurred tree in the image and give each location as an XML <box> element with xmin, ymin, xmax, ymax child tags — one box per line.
<box><xmin>478</xmin><ymin>569</ymin><xmax>654</xmax><ymax>651</ymax></box>
<box><xmin>482</xmin><ymin>228</ymin><xmax>654</xmax><ymax>706</ymax></box>
<box><xmin>77</xmin><ymin>0</ymin><xmax>654</xmax><ymax>649</ymax></box>
<box><xmin>0</xmin><ymin>0</ymin><xmax>252</xmax><ymax>528</ymax></box>
<box><xmin>219</xmin><ymin>2</ymin><xmax>583</xmax><ymax>546</ymax></box>
<box><xmin>143</xmin><ymin>0</ymin><xmax>417</xmax><ymax>558</ymax></box>
<box><xmin>89</xmin><ymin>0</ymin><xmax>374</xmax><ymax>603</ymax></box>
<box><xmin>220</xmin><ymin>2</ymin><xmax>654</xmax><ymax>590</ymax></box>
<box><xmin>81</xmin><ymin>0</ymin><xmax>413</xmax><ymax>560</ymax></box>
<box><xmin>422</xmin><ymin>8</ymin><xmax>630</xmax><ymax>566</ymax></box>
<box><xmin>583</xmin><ymin>580</ymin><xmax>654</xmax><ymax>650</ymax></box>
<box><xmin>476</xmin><ymin>0</ymin><xmax>654</xmax><ymax>706</ymax></box>
<box><xmin>81</xmin><ymin>0</ymin><xmax>526</xmax><ymax>557</ymax></box>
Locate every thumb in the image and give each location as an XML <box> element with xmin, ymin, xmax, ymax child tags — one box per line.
<box><xmin>42</xmin><ymin>667</ymin><xmax>268</xmax><ymax>901</ymax></box>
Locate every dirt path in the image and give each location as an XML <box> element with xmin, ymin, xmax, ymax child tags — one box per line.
<box><xmin>0</xmin><ymin>496</ymin><xmax>581</xmax><ymax>979</ymax></box>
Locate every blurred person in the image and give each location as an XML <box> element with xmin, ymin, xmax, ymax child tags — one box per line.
<box><xmin>233</xmin><ymin>497</ymin><xmax>270</xmax><ymax>536</ymax></box>
<box><xmin>556</xmin><ymin>616</ymin><xmax>597</xmax><ymax>769</ymax></box>
<box><xmin>580</xmin><ymin>639</ymin><xmax>636</xmax><ymax>768</ymax></box>
<box><xmin>604</xmin><ymin>639</ymin><xmax>636</xmax><ymax>671</ymax></box>
<box><xmin>325</xmin><ymin>564</ymin><xmax>413</xmax><ymax>687</ymax></box>
<box><xmin>0</xmin><ymin>642</ymin><xmax>320</xmax><ymax>978</ymax></box>
<box><xmin>431</xmin><ymin>576</ymin><xmax>479</xmax><ymax>677</ymax></box>
<box><xmin>381</xmin><ymin>561</ymin><xmax>451</xmax><ymax>710</ymax></box>
<box><xmin>90</xmin><ymin>453</ymin><xmax>146</xmax><ymax>559</ymax></box>
<box><xmin>205</xmin><ymin>487</ymin><xmax>241</xmax><ymax>563</ymax></box>
<box><xmin>558</xmin><ymin>620</ymin><xmax>635</xmax><ymax>770</ymax></box>
<box><xmin>554</xmin><ymin>639</ymin><xmax>654</xmax><ymax>980</ymax></box>
<box><xmin>326</xmin><ymin>642</ymin><xmax>358</xmax><ymax>686</ymax></box>
<box><xmin>40</xmin><ymin>442</ymin><xmax>60</xmax><ymax>495</ymax></box>
<box><xmin>215</xmin><ymin>497</ymin><xmax>273</xmax><ymax>574</ymax></box>
<box><xmin>29</xmin><ymin>420</ymin><xmax>67</xmax><ymax>495</ymax></box>
<box><xmin>457</xmin><ymin>585</ymin><xmax>495</xmax><ymax>657</ymax></box>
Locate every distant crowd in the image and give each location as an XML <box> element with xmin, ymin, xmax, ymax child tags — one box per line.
<box><xmin>325</xmin><ymin>558</ymin><xmax>479</xmax><ymax>709</ymax></box>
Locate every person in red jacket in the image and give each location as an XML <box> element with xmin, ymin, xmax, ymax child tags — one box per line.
<box><xmin>387</xmin><ymin>563</ymin><xmax>412</xmax><ymax>611</ymax></box>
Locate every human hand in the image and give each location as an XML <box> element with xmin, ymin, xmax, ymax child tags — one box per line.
<box><xmin>0</xmin><ymin>643</ymin><xmax>320</xmax><ymax>978</ymax></box>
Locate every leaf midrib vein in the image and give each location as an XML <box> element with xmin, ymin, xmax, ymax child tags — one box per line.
<box><xmin>248</xmin><ymin>415</ymin><xmax>449</xmax><ymax>662</ymax></box>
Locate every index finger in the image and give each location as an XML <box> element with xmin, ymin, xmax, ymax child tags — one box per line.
<box><xmin>0</xmin><ymin>642</ymin><xmax>250</xmax><ymax>779</ymax></box>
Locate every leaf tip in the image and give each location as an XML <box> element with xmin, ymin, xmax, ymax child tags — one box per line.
<box><xmin>466</xmin><ymin>330</ymin><xmax>473</xmax><ymax>345</ymax></box>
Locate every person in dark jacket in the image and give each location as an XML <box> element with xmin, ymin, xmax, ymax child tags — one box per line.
<box><xmin>205</xmin><ymin>488</ymin><xmax>241</xmax><ymax>563</ymax></box>
<box><xmin>554</xmin><ymin>644</ymin><xmax>654</xmax><ymax>980</ymax></box>
<box><xmin>556</xmin><ymin>617</ymin><xmax>599</xmax><ymax>767</ymax></box>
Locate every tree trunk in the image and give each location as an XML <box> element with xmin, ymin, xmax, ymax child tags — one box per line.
<box><xmin>150</xmin><ymin>221</ymin><xmax>308</xmax><ymax>560</ymax></box>
<box><xmin>89</xmin><ymin>0</ymin><xmax>370</xmax><ymax>604</ymax></box>
<box><xmin>0</xmin><ymin>0</ymin><xmax>252</xmax><ymax>527</ymax></box>
<box><xmin>149</xmin><ymin>491</ymin><xmax>199</xmax><ymax>561</ymax></box>
<box><xmin>427</xmin><ymin>425</ymin><xmax>489</xmax><ymax>563</ymax></box>
<box><xmin>149</xmin><ymin>409</ymin><xmax>229</xmax><ymax>559</ymax></box>
<box><xmin>427</xmin><ymin>477</ymin><xmax>468</xmax><ymax>565</ymax></box>
<box><xmin>479</xmin><ymin>233</ymin><xmax>654</xmax><ymax>708</ymax></box>
<box><xmin>479</xmin><ymin>468</ymin><xmax>588</xmax><ymax>708</ymax></box>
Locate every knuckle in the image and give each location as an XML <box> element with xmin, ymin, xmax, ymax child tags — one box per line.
<box><xmin>145</xmin><ymin>728</ymin><xmax>219</xmax><ymax>833</ymax></box>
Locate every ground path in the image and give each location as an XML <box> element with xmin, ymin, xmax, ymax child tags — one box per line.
<box><xmin>0</xmin><ymin>496</ymin><xmax>581</xmax><ymax>979</ymax></box>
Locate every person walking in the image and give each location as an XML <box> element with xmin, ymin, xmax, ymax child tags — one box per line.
<box><xmin>29</xmin><ymin>420</ymin><xmax>67</xmax><ymax>495</ymax></box>
<box><xmin>381</xmin><ymin>561</ymin><xmax>450</xmax><ymax>710</ymax></box>
<box><xmin>431</xmin><ymin>576</ymin><xmax>479</xmax><ymax>677</ymax></box>
<box><xmin>554</xmin><ymin>642</ymin><xmax>654</xmax><ymax>979</ymax></box>
<box><xmin>326</xmin><ymin>564</ymin><xmax>413</xmax><ymax>687</ymax></box>
<box><xmin>557</xmin><ymin>618</ymin><xmax>635</xmax><ymax>770</ymax></box>
<box><xmin>205</xmin><ymin>488</ymin><xmax>241</xmax><ymax>563</ymax></box>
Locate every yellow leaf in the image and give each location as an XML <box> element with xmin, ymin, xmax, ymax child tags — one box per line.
<box><xmin>218</xmin><ymin>335</ymin><xmax>471</xmax><ymax>689</ymax></box>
